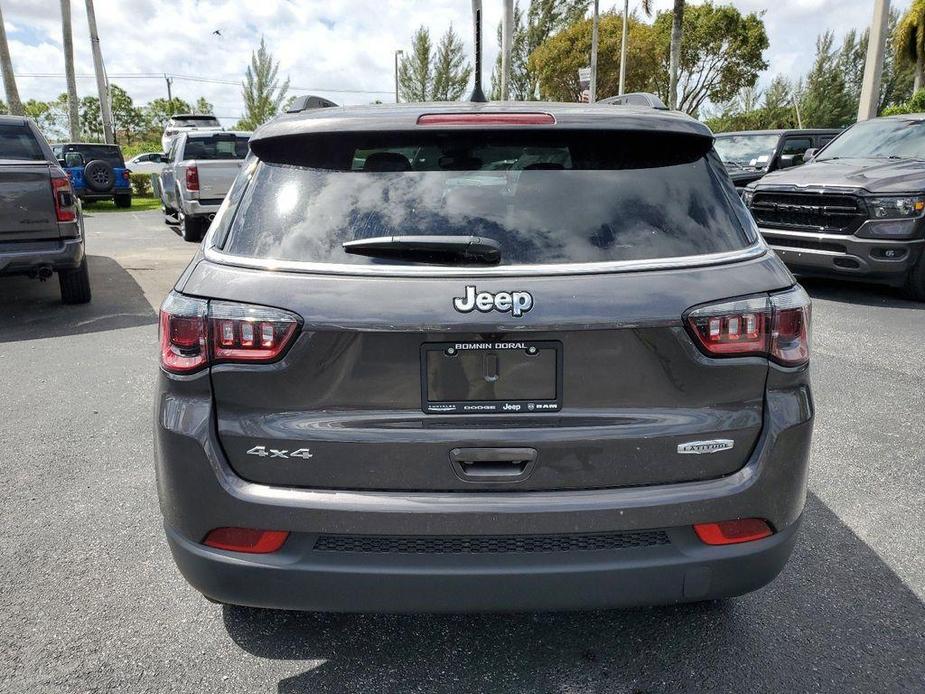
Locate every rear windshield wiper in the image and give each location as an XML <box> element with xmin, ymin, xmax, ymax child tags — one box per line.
<box><xmin>342</xmin><ymin>235</ymin><xmax>502</xmax><ymax>264</ymax></box>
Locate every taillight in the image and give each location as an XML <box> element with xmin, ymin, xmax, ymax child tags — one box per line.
<box><xmin>158</xmin><ymin>292</ymin><xmax>300</xmax><ymax>374</ymax></box>
<box><xmin>694</xmin><ymin>519</ymin><xmax>773</xmax><ymax>545</ymax></box>
<box><xmin>203</xmin><ymin>527</ymin><xmax>289</xmax><ymax>553</ymax></box>
<box><xmin>417</xmin><ymin>113</ymin><xmax>556</xmax><ymax>126</ymax></box>
<box><xmin>685</xmin><ymin>286</ymin><xmax>810</xmax><ymax>366</ymax></box>
<box><xmin>185</xmin><ymin>165</ymin><xmax>199</xmax><ymax>192</ymax></box>
<box><xmin>122</xmin><ymin>169</ymin><xmax>131</xmax><ymax>181</ymax></box>
<box><xmin>51</xmin><ymin>175</ymin><xmax>77</xmax><ymax>222</ymax></box>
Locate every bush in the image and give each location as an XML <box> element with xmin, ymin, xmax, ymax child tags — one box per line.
<box><xmin>129</xmin><ymin>172</ymin><xmax>155</xmax><ymax>197</ymax></box>
<box><xmin>882</xmin><ymin>88</ymin><xmax>925</xmax><ymax>116</ymax></box>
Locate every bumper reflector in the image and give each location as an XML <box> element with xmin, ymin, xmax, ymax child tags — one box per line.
<box><xmin>693</xmin><ymin>519</ymin><xmax>773</xmax><ymax>545</ymax></box>
<box><xmin>203</xmin><ymin>527</ymin><xmax>289</xmax><ymax>554</ymax></box>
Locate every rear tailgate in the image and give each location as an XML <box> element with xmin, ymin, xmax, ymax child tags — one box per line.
<box><xmin>0</xmin><ymin>161</ymin><xmax>59</xmax><ymax>241</ymax></box>
<box><xmin>194</xmin><ymin>160</ymin><xmax>244</xmax><ymax>200</ymax></box>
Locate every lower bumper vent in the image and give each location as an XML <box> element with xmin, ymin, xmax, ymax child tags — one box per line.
<box><xmin>312</xmin><ymin>530</ymin><xmax>671</xmax><ymax>554</ymax></box>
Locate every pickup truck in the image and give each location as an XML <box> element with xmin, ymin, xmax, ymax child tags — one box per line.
<box><xmin>0</xmin><ymin>115</ymin><xmax>89</xmax><ymax>303</ymax></box>
<box><xmin>714</xmin><ymin>128</ymin><xmax>841</xmax><ymax>189</ymax></box>
<box><xmin>158</xmin><ymin>130</ymin><xmax>251</xmax><ymax>242</ymax></box>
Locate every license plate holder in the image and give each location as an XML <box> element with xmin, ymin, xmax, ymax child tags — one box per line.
<box><xmin>421</xmin><ymin>340</ymin><xmax>562</xmax><ymax>414</ymax></box>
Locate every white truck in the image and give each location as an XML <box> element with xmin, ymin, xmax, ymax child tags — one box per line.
<box><xmin>158</xmin><ymin>130</ymin><xmax>251</xmax><ymax>242</ymax></box>
<box><xmin>161</xmin><ymin>113</ymin><xmax>223</xmax><ymax>153</ymax></box>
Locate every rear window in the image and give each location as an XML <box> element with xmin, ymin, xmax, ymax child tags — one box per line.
<box><xmin>222</xmin><ymin>131</ymin><xmax>753</xmax><ymax>268</ymax></box>
<box><xmin>65</xmin><ymin>144</ymin><xmax>124</xmax><ymax>167</ymax></box>
<box><xmin>0</xmin><ymin>124</ymin><xmax>45</xmax><ymax>161</ymax></box>
<box><xmin>169</xmin><ymin>116</ymin><xmax>221</xmax><ymax>128</ymax></box>
<box><xmin>182</xmin><ymin>135</ymin><xmax>249</xmax><ymax>160</ymax></box>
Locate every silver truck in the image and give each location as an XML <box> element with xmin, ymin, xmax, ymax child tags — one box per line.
<box><xmin>158</xmin><ymin>130</ymin><xmax>251</xmax><ymax>242</ymax></box>
<box><xmin>0</xmin><ymin>115</ymin><xmax>89</xmax><ymax>303</ymax></box>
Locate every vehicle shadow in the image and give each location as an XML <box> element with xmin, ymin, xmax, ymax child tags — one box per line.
<box><xmin>799</xmin><ymin>276</ymin><xmax>923</xmax><ymax>309</ymax></box>
<box><xmin>222</xmin><ymin>493</ymin><xmax>924</xmax><ymax>693</ymax></box>
<box><xmin>0</xmin><ymin>255</ymin><xmax>156</xmax><ymax>344</ymax></box>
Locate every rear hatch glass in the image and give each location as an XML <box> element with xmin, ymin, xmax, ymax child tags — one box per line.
<box><xmin>0</xmin><ymin>123</ymin><xmax>45</xmax><ymax>161</ymax></box>
<box><xmin>221</xmin><ymin>131</ymin><xmax>753</xmax><ymax>267</ymax></box>
<box><xmin>183</xmin><ymin>135</ymin><xmax>249</xmax><ymax>160</ymax></box>
<box><xmin>64</xmin><ymin>144</ymin><xmax>124</xmax><ymax>167</ymax></box>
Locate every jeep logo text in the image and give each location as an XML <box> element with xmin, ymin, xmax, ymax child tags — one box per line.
<box><xmin>453</xmin><ymin>286</ymin><xmax>533</xmax><ymax>317</ymax></box>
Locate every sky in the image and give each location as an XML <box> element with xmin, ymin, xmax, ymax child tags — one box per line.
<box><xmin>1</xmin><ymin>0</ymin><xmax>913</xmax><ymax>127</ymax></box>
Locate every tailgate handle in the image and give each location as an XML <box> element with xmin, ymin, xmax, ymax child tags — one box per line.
<box><xmin>450</xmin><ymin>448</ymin><xmax>537</xmax><ymax>483</ymax></box>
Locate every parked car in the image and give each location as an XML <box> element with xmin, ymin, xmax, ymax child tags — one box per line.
<box><xmin>155</xmin><ymin>101</ymin><xmax>813</xmax><ymax>612</ymax></box>
<box><xmin>161</xmin><ymin>113</ymin><xmax>223</xmax><ymax>152</ymax></box>
<box><xmin>744</xmin><ymin>114</ymin><xmax>925</xmax><ymax>299</ymax></box>
<box><xmin>0</xmin><ymin>116</ymin><xmax>89</xmax><ymax>303</ymax></box>
<box><xmin>714</xmin><ymin>129</ymin><xmax>841</xmax><ymax>189</ymax></box>
<box><xmin>158</xmin><ymin>130</ymin><xmax>251</xmax><ymax>242</ymax></box>
<box><xmin>52</xmin><ymin>142</ymin><xmax>132</xmax><ymax>207</ymax></box>
<box><xmin>126</xmin><ymin>151</ymin><xmax>167</xmax><ymax>175</ymax></box>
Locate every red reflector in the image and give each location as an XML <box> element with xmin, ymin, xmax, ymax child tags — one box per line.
<box><xmin>203</xmin><ymin>527</ymin><xmax>289</xmax><ymax>554</ymax></box>
<box><xmin>417</xmin><ymin>113</ymin><xmax>556</xmax><ymax>126</ymax></box>
<box><xmin>694</xmin><ymin>519</ymin><xmax>773</xmax><ymax>545</ymax></box>
<box><xmin>186</xmin><ymin>165</ymin><xmax>200</xmax><ymax>192</ymax></box>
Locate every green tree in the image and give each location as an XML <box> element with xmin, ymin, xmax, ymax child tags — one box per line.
<box><xmin>238</xmin><ymin>36</ymin><xmax>289</xmax><ymax>129</ymax></box>
<box><xmin>895</xmin><ymin>0</ymin><xmax>925</xmax><ymax>92</ymax></box>
<box><xmin>109</xmin><ymin>84</ymin><xmax>146</xmax><ymax>144</ymax></box>
<box><xmin>145</xmin><ymin>97</ymin><xmax>192</xmax><ymax>129</ymax></box>
<box><xmin>529</xmin><ymin>12</ymin><xmax>660</xmax><ymax>101</ymax></box>
<box><xmin>194</xmin><ymin>97</ymin><xmax>214</xmax><ymax>115</ymax></box>
<box><xmin>432</xmin><ymin>25</ymin><xmax>472</xmax><ymax>101</ymax></box>
<box><xmin>651</xmin><ymin>2</ymin><xmax>768</xmax><ymax>115</ymax></box>
<box><xmin>398</xmin><ymin>26</ymin><xmax>433</xmax><ymax>101</ymax></box>
<box><xmin>79</xmin><ymin>96</ymin><xmax>103</xmax><ymax>141</ymax></box>
<box><xmin>800</xmin><ymin>31</ymin><xmax>855</xmax><ymax>128</ymax></box>
<box><xmin>490</xmin><ymin>0</ymin><xmax>589</xmax><ymax>100</ymax></box>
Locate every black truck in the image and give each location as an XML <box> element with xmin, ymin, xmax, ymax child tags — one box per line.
<box><xmin>0</xmin><ymin>115</ymin><xmax>89</xmax><ymax>303</ymax></box>
<box><xmin>715</xmin><ymin>129</ymin><xmax>841</xmax><ymax>188</ymax></box>
<box><xmin>744</xmin><ymin>115</ymin><xmax>925</xmax><ymax>299</ymax></box>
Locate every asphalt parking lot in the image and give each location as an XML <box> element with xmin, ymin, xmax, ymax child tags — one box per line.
<box><xmin>0</xmin><ymin>210</ymin><xmax>922</xmax><ymax>693</ymax></box>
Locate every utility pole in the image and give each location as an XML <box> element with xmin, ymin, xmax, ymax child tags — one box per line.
<box><xmin>0</xmin><ymin>2</ymin><xmax>23</xmax><ymax>115</ymax></box>
<box><xmin>61</xmin><ymin>0</ymin><xmax>79</xmax><ymax>139</ymax></box>
<box><xmin>618</xmin><ymin>0</ymin><xmax>628</xmax><ymax>95</ymax></box>
<box><xmin>85</xmin><ymin>0</ymin><xmax>113</xmax><ymax>143</ymax></box>
<box><xmin>589</xmin><ymin>0</ymin><xmax>599</xmax><ymax>102</ymax></box>
<box><xmin>165</xmin><ymin>74</ymin><xmax>173</xmax><ymax>101</ymax></box>
<box><xmin>858</xmin><ymin>0</ymin><xmax>890</xmax><ymax>121</ymax></box>
<box><xmin>393</xmin><ymin>50</ymin><xmax>403</xmax><ymax>103</ymax></box>
<box><xmin>501</xmin><ymin>0</ymin><xmax>513</xmax><ymax>100</ymax></box>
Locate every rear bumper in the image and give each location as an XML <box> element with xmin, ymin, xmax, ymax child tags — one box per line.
<box><xmin>180</xmin><ymin>198</ymin><xmax>222</xmax><ymax>218</ymax></box>
<box><xmin>166</xmin><ymin>515</ymin><xmax>801</xmax><ymax>612</ymax></box>
<box><xmin>155</xmin><ymin>368</ymin><xmax>813</xmax><ymax>612</ymax></box>
<box><xmin>759</xmin><ymin>226</ymin><xmax>923</xmax><ymax>285</ymax></box>
<box><xmin>77</xmin><ymin>186</ymin><xmax>131</xmax><ymax>201</ymax></box>
<box><xmin>0</xmin><ymin>237</ymin><xmax>84</xmax><ymax>275</ymax></box>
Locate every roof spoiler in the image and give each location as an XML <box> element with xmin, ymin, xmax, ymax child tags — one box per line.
<box><xmin>598</xmin><ymin>93</ymin><xmax>669</xmax><ymax>110</ymax></box>
<box><xmin>286</xmin><ymin>95</ymin><xmax>339</xmax><ymax>114</ymax></box>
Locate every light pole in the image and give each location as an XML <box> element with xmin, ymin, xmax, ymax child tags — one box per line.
<box><xmin>501</xmin><ymin>0</ymin><xmax>513</xmax><ymax>100</ymax></box>
<box><xmin>590</xmin><ymin>0</ymin><xmax>599</xmax><ymax>103</ymax></box>
<box><xmin>394</xmin><ymin>49</ymin><xmax>403</xmax><ymax>103</ymax></box>
<box><xmin>618</xmin><ymin>0</ymin><xmax>628</xmax><ymax>95</ymax></box>
<box><xmin>858</xmin><ymin>0</ymin><xmax>890</xmax><ymax>121</ymax></box>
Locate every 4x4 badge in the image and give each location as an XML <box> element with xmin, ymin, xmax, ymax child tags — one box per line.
<box><xmin>453</xmin><ymin>285</ymin><xmax>533</xmax><ymax>317</ymax></box>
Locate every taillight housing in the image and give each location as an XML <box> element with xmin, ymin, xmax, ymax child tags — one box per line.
<box><xmin>51</xmin><ymin>175</ymin><xmax>77</xmax><ymax>222</ymax></box>
<box><xmin>185</xmin><ymin>165</ymin><xmax>199</xmax><ymax>192</ymax></box>
<box><xmin>685</xmin><ymin>286</ymin><xmax>810</xmax><ymax>366</ymax></box>
<box><xmin>159</xmin><ymin>293</ymin><xmax>300</xmax><ymax>374</ymax></box>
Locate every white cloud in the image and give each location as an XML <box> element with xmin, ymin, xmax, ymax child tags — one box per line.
<box><xmin>0</xmin><ymin>0</ymin><xmax>915</xmax><ymax>127</ymax></box>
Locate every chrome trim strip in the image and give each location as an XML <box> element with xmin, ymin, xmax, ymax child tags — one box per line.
<box><xmin>202</xmin><ymin>240</ymin><xmax>769</xmax><ymax>278</ymax></box>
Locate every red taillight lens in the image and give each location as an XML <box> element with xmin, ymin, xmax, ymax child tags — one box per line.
<box><xmin>209</xmin><ymin>300</ymin><xmax>299</xmax><ymax>363</ymax></box>
<box><xmin>685</xmin><ymin>287</ymin><xmax>810</xmax><ymax>366</ymax></box>
<box><xmin>694</xmin><ymin>519</ymin><xmax>773</xmax><ymax>545</ymax></box>
<box><xmin>51</xmin><ymin>176</ymin><xmax>77</xmax><ymax>222</ymax></box>
<box><xmin>122</xmin><ymin>169</ymin><xmax>131</xmax><ymax>181</ymax></box>
<box><xmin>417</xmin><ymin>113</ymin><xmax>556</xmax><ymax>126</ymax></box>
<box><xmin>203</xmin><ymin>527</ymin><xmax>289</xmax><ymax>554</ymax></box>
<box><xmin>186</xmin><ymin>165</ymin><xmax>199</xmax><ymax>191</ymax></box>
<box><xmin>159</xmin><ymin>293</ymin><xmax>208</xmax><ymax>373</ymax></box>
<box><xmin>159</xmin><ymin>293</ymin><xmax>300</xmax><ymax>374</ymax></box>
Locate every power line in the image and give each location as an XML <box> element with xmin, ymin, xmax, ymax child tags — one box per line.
<box><xmin>14</xmin><ymin>72</ymin><xmax>395</xmax><ymax>94</ymax></box>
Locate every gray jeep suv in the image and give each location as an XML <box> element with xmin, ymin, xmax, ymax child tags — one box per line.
<box><xmin>155</xmin><ymin>102</ymin><xmax>814</xmax><ymax>612</ymax></box>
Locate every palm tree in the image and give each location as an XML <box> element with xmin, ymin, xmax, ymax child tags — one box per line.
<box><xmin>642</xmin><ymin>0</ymin><xmax>684</xmax><ymax>110</ymax></box>
<box><xmin>0</xmin><ymin>2</ymin><xmax>23</xmax><ymax>115</ymax></box>
<box><xmin>896</xmin><ymin>0</ymin><xmax>925</xmax><ymax>93</ymax></box>
<box><xmin>60</xmin><ymin>0</ymin><xmax>80</xmax><ymax>139</ymax></box>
